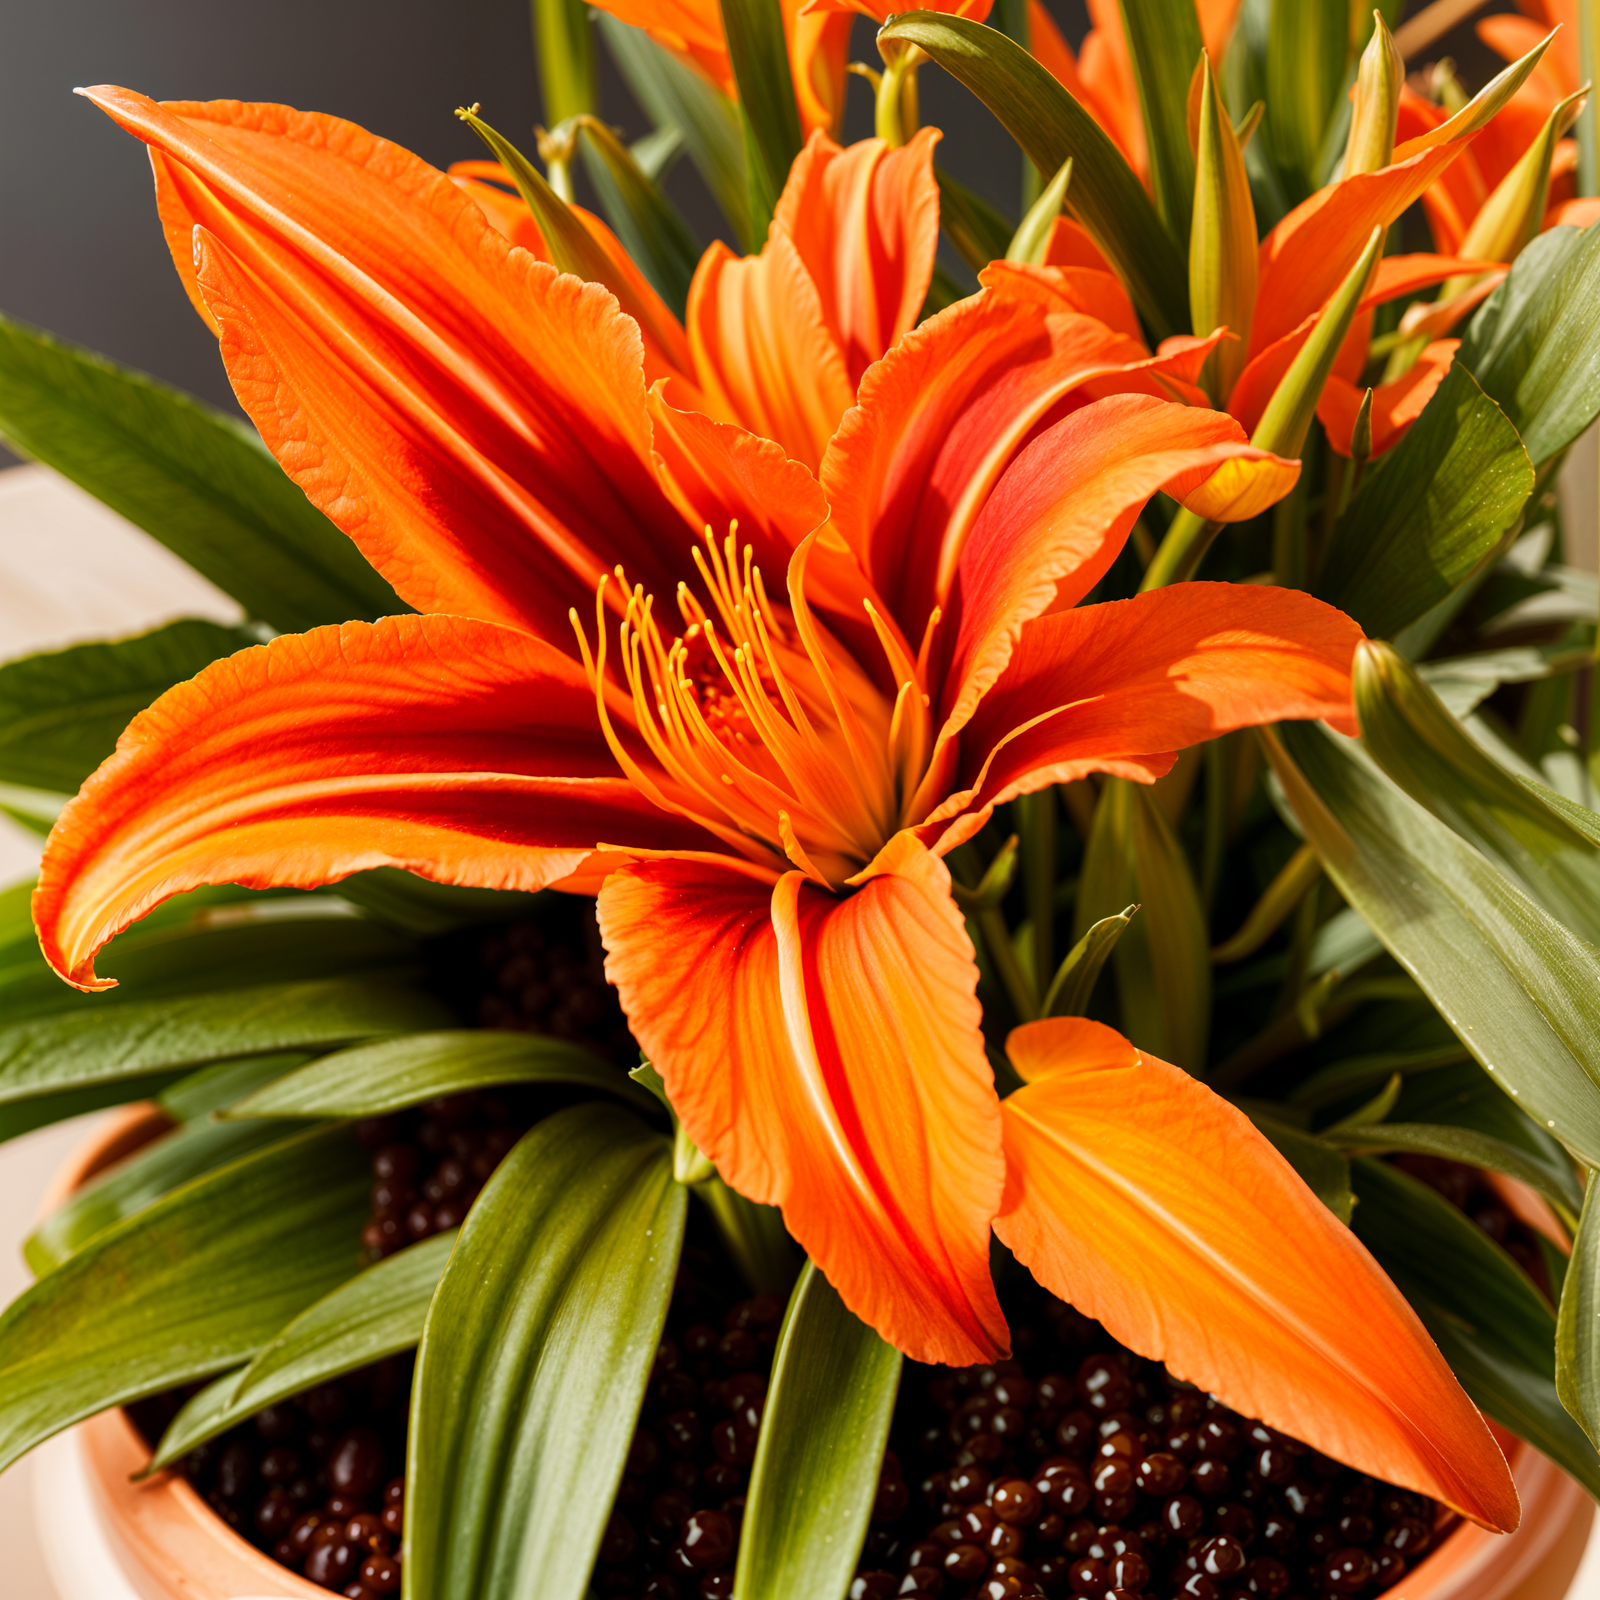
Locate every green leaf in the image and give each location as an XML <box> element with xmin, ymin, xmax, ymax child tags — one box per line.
<box><xmin>1318</xmin><ymin>366</ymin><xmax>1534</xmax><ymax>639</ymax></box>
<box><xmin>1288</xmin><ymin>1044</ymin><xmax>1471</xmax><ymax>1110</ymax></box>
<box><xmin>1349</xmin><ymin>1156</ymin><xmax>1600</xmax><ymax>1496</ymax></box>
<box><xmin>1</xmin><ymin>899</ymin><xmax>415</xmax><ymax>1028</ymax></box>
<box><xmin>0</xmin><ymin>620</ymin><xmax>256</xmax><ymax>793</ymax></box>
<box><xmin>1264</xmin><ymin>0</ymin><xmax>1347</xmax><ymax>193</ymax></box>
<box><xmin>1076</xmin><ymin>782</ymin><xmax>1209</xmax><ymax>1073</ymax></box>
<box><xmin>0</xmin><ymin>1125</ymin><xmax>368</xmax><ymax>1474</ymax></box>
<box><xmin>1041</xmin><ymin>907</ymin><xmax>1134</xmax><ymax>1018</ymax></box>
<box><xmin>0</xmin><ymin>315</ymin><xmax>402</xmax><ymax>632</ymax></box>
<box><xmin>532</xmin><ymin>0</ymin><xmax>598</xmax><ymax>125</ymax></box>
<box><xmin>1263</xmin><ymin>723</ymin><xmax>1600</xmax><ymax>1169</ymax></box>
<box><xmin>936</xmin><ymin>167</ymin><xmax>1014</xmax><ymax>275</ymax></box>
<box><xmin>720</xmin><ymin>0</ymin><xmax>803</xmax><ymax>244</ymax></box>
<box><xmin>25</xmin><ymin>1113</ymin><xmax>293</xmax><ymax>1275</ymax></box>
<box><xmin>1558</xmin><ymin>1176</ymin><xmax>1600</xmax><ymax>1447</ymax></box>
<box><xmin>1355</xmin><ymin>640</ymin><xmax>1600</xmax><ymax>944</ymax></box>
<box><xmin>406</xmin><ymin>1102</ymin><xmax>685</xmax><ymax>1600</ymax></box>
<box><xmin>876</xmin><ymin>12</ymin><xmax>1189</xmax><ymax>340</ymax></box>
<box><xmin>1459</xmin><ymin>219</ymin><xmax>1600</xmax><ymax>467</ymax></box>
<box><xmin>692</xmin><ymin>1176</ymin><xmax>801</xmax><ymax>1297</ymax></box>
<box><xmin>227</xmin><ymin>1029</ymin><xmax>654</xmax><ymax>1120</ymax></box>
<box><xmin>150</xmin><ymin>1232</ymin><xmax>456</xmax><ymax>1469</ymax></box>
<box><xmin>575</xmin><ymin>115</ymin><xmax>702</xmax><ymax>317</ymax></box>
<box><xmin>1421</xmin><ymin>638</ymin><xmax>1595</xmax><ymax>718</ymax></box>
<box><xmin>735</xmin><ymin>1261</ymin><xmax>902</xmax><ymax>1600</ymax></box>
<box><xmin>332</xmin><ymin>867</ymin><xmax>542</xmax><ymax>936</ymax></box>
<box><xmin>0</xmin><ymin>977</ymin><xmax>450</xmax><ymax>1105</ymax></box>
<box><xmin>1116</xmin><ymin>0</ymin><xmax>1200</xmax><ymax>241</ymax></box>
<box><xmin>159</xmin><ymin>1051</ymin><xmax>317</xmax><ymax>1122</ymax></box>
<box><xmin>598</xmin><ymin>16</ymin><xmax>752</xmax><ymax>250</ymax></box>
<box><xmin>1244</xmin><ymin>1112</ymin><xmax>1354</xmax><ymax>1223</ymax></box>
<box><xmin>1324</xmin><ymin>1122</ymin><xmax>1577</xmax><ymax>1221</ymax></box>
<box><xmin>1391</xmin><ymin>1060</ymin><xmax>1582</xmax><ymax>1216</ymax></box>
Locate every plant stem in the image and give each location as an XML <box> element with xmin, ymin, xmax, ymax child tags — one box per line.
<box><xmin>1019</xmin><ymin>789</ymin><xmax>1057</xmax><ymax>990</ymax></box>
<box><xmin>1200</xmin><ymin>739</ymin><xmax>1228</xmax><ymax>914</ymax></box>
<box><xmin>1141</xmin><ymin>507</ymin><xmax>1223</xmax><ymax>588</ymax></box>
<box><xmin>976</xmin><ymin>906</ymin><xmax>1040</xmax><ymax>1022</ymax></box>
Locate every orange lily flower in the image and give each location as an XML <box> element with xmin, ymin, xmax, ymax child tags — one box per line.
<box><xmin>582</xmin><ymin>0</ymin><xmax>852</xmax><ymax>136</ymax></box>
<box><xmin>38</xmin><ymin>87</ymin><xmax>1520</xmax><ymax>1529</ymax></box>
<box><xmin>449</xmin><ymin>127</ymin><xmax>942</xmax><ymax>473</ymax></box>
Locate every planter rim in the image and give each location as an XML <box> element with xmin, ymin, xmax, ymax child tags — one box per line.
<box><xmin>34</xmin><ymin>1105</ymin><xmax>1598</xmax><ymax>1600</ymax></box>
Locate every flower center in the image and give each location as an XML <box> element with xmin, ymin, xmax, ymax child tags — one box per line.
<box><xmin>574</xmin><ymin>528</ymin><xmax>936</xmax><ymax>887</ymax></box>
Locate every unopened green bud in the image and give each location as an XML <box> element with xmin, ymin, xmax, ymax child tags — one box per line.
<box><xmin>1253</xmin><ymin>228</ymin><xmax>1382</xmax><ymax>461</ymax></box>
<box><xmin>1342</xmin><ymin>12</ymin><xmax>1405</xmax><ymax>177</ymax></box>
<box><xmin>1350</xmin><ymin>387</ymin><xmax>1374</xmax><ymax>464</ymax></box>
<box><xmin>1006</xmin><ymin>158</ymin><xmax>1072</xmax><ymax>266</ymax></box>
<box><xmin>1189</xmin><ymin>53</ymin><xmax>1258</xmax><ymax>403</ymax></box>
<box><xmin>1459</xmin><ymin>86</ymin><xmax>1589</xmax><ymax>267</ymax></box>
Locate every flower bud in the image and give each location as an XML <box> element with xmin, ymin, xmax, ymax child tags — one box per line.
<box><xmin>1341</xmin><ymin>12</ymin><xmax>1404</xmax><ymax>178</ymax></box>
<box><xmin>1006</xmin><ymin>158</ymin><xmax>1073</xmax><ymax>267</ymax></box>
<box><xmin>1189</xmin><ymin>54</ymin><xmax>1257</xmax><ymax>402</ymax></box>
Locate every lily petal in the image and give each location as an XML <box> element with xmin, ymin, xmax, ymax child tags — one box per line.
<box><xmin>1253</xmin><ymin>150</ymin><xmax>1508</xmax><ymax>360</ymax></box>
<box><xmin>823</xmin><ymin>293</ymin><xmax>1224</xmax><ymax>653</ymax></box>
<box><xmin>685</xmin><ymin>231</ymin><xmax>855</xmax><ymax>474</ymax></box>
<box><xmin>35</xmin><ymin>615</ymin><xmax>715</xmax><ymax>991</ymax></box>
<box><xmin>1229</xmin><ymin>253</ymin><xmax>1496</xmax><ymax>432</ymax></box>
<box><xmin>994</xmin><ymin>1016</ymin><xmax>1520</xmax><ymax>1531</ymax></box>
<box><xmin>773</xmin><ymin>129</ymin><xmax>941</xmax><ymax>387</ymax></box>
<box><xmin>954</xmin><ymin>582</ymin><xmax>1362</xmax><ymax>810</ymax></box>
<box><xmin>82</xmin><ymin>87</ymin><xmax>693</xmax><ymax>640</ymax></box>
<box><xmin>599</xmin><ymin>834</ymin><xmax>1010</xmax><ymax>1365</ymax></box>
<box><xmin>938</xmin><ymin>394</ymin><xmax>1300</xmax><ymax>743</ymax></box>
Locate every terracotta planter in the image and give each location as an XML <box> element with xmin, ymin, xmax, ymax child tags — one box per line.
<box><xmin>29</xmin><ymin>1109</ymin><xmax>1598</xmax><ymax>1600</ymax></box>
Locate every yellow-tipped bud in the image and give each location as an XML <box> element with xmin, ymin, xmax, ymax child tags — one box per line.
<box><xmin>1254</xmin><ymin>228</ymin><xmax>1382</xmax><ymax>461</ymax></box>
<box><xmin>1459</xmin><ymin>86</ymin><xmax>1589</xmax><ymax>268</ymax></box>
<box><xmin>1342</xmin><ymin>12</ymin><xmax>1405</xmax><ymax>177</ymax></box>
<box><xmin>1189</xmin><ymin>53</ymin><xmax>1258</xmax><ymax>404</ymax></box>
<box><xmin>1006</xmin><ymin>158</ymin><xmax>1073</xmax><ymax>267</ymax></box>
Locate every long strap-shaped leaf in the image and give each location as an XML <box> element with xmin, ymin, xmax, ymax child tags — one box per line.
<box><xmin>1</xmin><ymin>896</ymin><xmax>417</xmax><ymax>1026</ymax></box>
<box><xmin>1351</xmin><ymin>1156</ymin><xmax>1600</xmax><ymax>1498</ymax></box>
<box><xmin>405</xmin><ymin>1102</ymin><xmax>685</xmax><ymax>1600</ymax></box>
<box><xmin>1317</xmin><ymin>368</ymin><xmax>1533</xmax><ymax>641</ymax></box>
<box><xmin>149</xmin><ymin>1230</ymin><xmax>456</xmax><ymax>1469</ymax></box>
<box><xmin>26</xmin><ymin>1113</ymin><xmax>290</xmax><ymax>1274</ymax></box>
<box><xmin>0</xmin><ymin>620</ymin><xmax>257</xmax><ymax>794</ymax></box>
<box><xmin>1557</xmin><ymin>1176</ymin><xmax>1600</xmax><ymax>1448</ymax></box>
<box><xmin>0</xmin><ymin>315</ymin><xmax>403</xmax><ymax>631</ymax></box>
<box><xmin>597</xmin><ymin>15</ymin><xmax>752</xmax><ymax>251</ymax></box>
<box><xmin>1116</xmin><ymin>0</ymin><xmax>1200</xmax><ymax>241</ymax></box>
<box><xmin>1355</xmin><ymin>641</ymin><xmax>1600</xmax><ymax>944</ymax></box>
<box><xmin>720</xmin><ymin>0</ymin><xmax>804</xmax><ymax>242</ymax></box>
<box><xmin>1459</xmin><ymin>218</ymin><xmax>1600</xmax><ymax>468</ymax></box>
<box><xmin>576</xmin><ymin>115</ymin><xmax>702</xmax><ymax>317</ymax></box>
<box><xmin>1263</xmin><ymin>722</ymin><xmax>1600</xmax><ymax>1168</ymax></box>
<box><xmin>0</xmin><ymin>1125</ymin><xmax>368</xmax><ymax>1474</ymax></box>
<box><xmin>227</xmin><ymin>1029</ymin><xmax>657</xmax><ymax>1120</ymax></box>
<box><xmin>876</xmin><ymin>12</ymin><xmax>1189</xmax><ymax>340</ymax></box>
<box><xmin>734</xmin><ymin>1262</ymin><xmax>901</xmax><ymax>1600</ymax></box>
<box><xmin>0</xmin><ymin>976</ymin><xmax>451</xmax><ymax>1103</ymax></box>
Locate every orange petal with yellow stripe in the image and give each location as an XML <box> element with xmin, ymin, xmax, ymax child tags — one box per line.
<box><xmin>599</xmin><ymin>836</ymin><xmax>1010</xmax><ymax>1365</ymax></box>
<box><xmin>994</xmin><ymin>1016</ymin><xmax>1519</xmax><ymax>1532</ymax></box>
<box><xmin>35</xmin><ymin>615</ymin><xmax>718</xmax><ymax>991</ymax></box>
